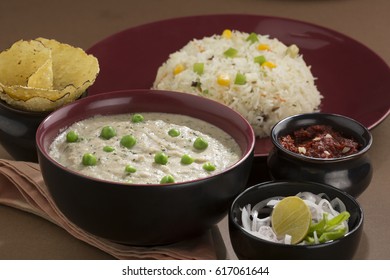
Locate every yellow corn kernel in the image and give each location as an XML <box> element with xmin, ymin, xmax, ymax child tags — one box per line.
<box><xmin>173</xmin><ymin>64</ymin><xmax>185</xmax><ymax>75</ymax></box>
<box><xmin>217</xmin><ymin>73</ymin><xmax>230</xmax><ymax>86</ymax></box>
<box><xmin>222</xmin><ymin>29</ymin><xmax>232</xmax><ymax>39</ymax></box>
<box><xmin>257</xmin><ymin>44</ymin><xmax>270</xmax><ymax>51</ymax></box>
<box><xmin>262</xmin><ymin>61</ymin><xmax>276</xmax><ymax>69</ymax></box>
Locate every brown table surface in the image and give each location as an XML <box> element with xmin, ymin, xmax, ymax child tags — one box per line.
<box><xmin>0</xmin><ymin>0</ymin><xmax>389</xmax><ymax>259</ymax></box>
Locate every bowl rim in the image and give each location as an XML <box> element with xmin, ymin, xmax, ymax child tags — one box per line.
<box><xmin>36</xmin><ymin>89</ymin><xmax>256</xmax><ymax>188</ymax></box>
<box><xmin>0</xmin><ymin>91</ymin><xmax>88</xmax><ymax>117</ymax></box>
<box><xmin>0</xmin><ymin>98</ymin><xmax>50</xmax><ymax>117</ymax></box>
<box><xmin>229</xmin><ymin>180</ymin><xmax>364</xmax><ymax>248</ymax></box>
<box><xmin>270</xmin><ymin>112</ymin><xmax>373</xmax><ymax>163</ymax></box>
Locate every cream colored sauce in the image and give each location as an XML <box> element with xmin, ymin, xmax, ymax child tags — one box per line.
<box><xmin>49</xmin><ymin>112</ymin><xmax>242</xmax><ymax>184</ymax></box>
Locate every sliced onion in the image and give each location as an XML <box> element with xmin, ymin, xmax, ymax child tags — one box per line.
<box><xmin>330</xmin><ymin>197</ymin><xmax>347</xmax><ymax>213</ymax></box>
<box><xmin>241</xmin><ymin>205</ymin><xmax>251</xmax><ymax>231</ymax></box>
<box><xmin>252</xmin><ymin>196</ymin><xmax>282</xmax><ymax>214</ymax></box>
<box><xmin>239</xmin><ymin>191</ymin><xmax>348</xmax><ymax>245</ymax></box>
<box><xmin>251</xmin><ymin>210</ymin><xmax>258</xmax><ymax>232</ymax></box>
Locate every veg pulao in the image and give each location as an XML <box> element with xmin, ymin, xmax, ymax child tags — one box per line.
<box><xmin>153</xmin><ymin>30</ymin><xmax>322</xmax><ymax>138</ymax></box>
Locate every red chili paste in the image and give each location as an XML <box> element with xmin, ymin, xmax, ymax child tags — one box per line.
<box><xmin>279</xmin><ymin>125</ymin><xmax>360</xmax><ymax>158</ymax></box>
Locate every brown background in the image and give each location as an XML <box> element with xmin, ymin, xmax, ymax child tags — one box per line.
<box><xmin>0</xmin><ymin>0</ymin><xmax>389</xmax><ymax>259</ymax></box>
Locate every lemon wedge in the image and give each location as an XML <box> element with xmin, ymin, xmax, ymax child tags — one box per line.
<box><xmin>271</xmin><ymin>196</ymin><xmax>311</xmax><ymax>244</ymax></box>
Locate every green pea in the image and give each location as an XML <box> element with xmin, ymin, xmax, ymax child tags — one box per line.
<box><xmin>168</xmin><ymin>128</ymin><xmax>180</xmax><ymax>137</ymax></box>
<box><xmin>181</xmin><ymin>154</ymin><xmax>194</xmax><ymax>165</ymax></box>
<box><xmin>125</xmin><ymin>165</ymin><xmax>137</xmax><ymax>173</ymax></box>
<box><xmin>103</xmin><ymin>145</ymin><xmax>115</xmax><ymax>152</ymax></box>
<box><xmin>154</xmin><ymin>151</ymin><xmax>168</xmax><ymax>165</ymax></box>
<box><xmin>160</xmin><ymin>174</ymin><xmax>175</xmax><ymax>184</ymax></box>
<box><xmin>66</xmin><ymin>130</ymin><xmax>79</xmax><ymax>143</ymax></box>
<box><xmin>100</xmin><ymin>126</ymin><xmax>116</xmax><ymax>140</ymax></box>
<box><xmin>82</xmin><ymin>153</ymin><xmax>97</xmax><ymax>166</ymax></box>
<box><xmin>132</xmin><ymin>113</ymin><xmax>144</xmax><ymax>123</ymax></box>
<box><xmin>120</xmin><ymin>135</ymin><xmax>136</xmax><ymax>148</ymax></box>
<box><xmin>203</xmin><ymin>162</ymin><xmax>216</xmax><ymax>171</ymax></box>
<box><xmin>193</xmin><ymin>137</ymin><xmax>208</xmax><ymax>150</ymax></box>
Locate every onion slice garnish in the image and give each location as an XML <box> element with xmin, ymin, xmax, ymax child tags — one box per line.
<box><xmin>239</xmin><ymin>192</ymin><xmax>349</xmax><ymax>245</ymax></box>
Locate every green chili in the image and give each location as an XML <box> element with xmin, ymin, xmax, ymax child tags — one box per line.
<box><xmin>318</xmin><ymin>227</ymin><xmax>347</xmax><ymax>243</ymax></box>
<box><xmin>305</xmin><ymin>211</ymin><xmax>351</xmax><ymax>244</ymax></box>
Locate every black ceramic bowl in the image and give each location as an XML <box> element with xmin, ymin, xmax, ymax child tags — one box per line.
<box><xmin>36</xmin><ymin>89</ymin><xmax>255</xmax><ymax>246</ymax></box>
<box><xmin>0</xmin><ymin>92</ymin><xmax>87</xmax><ymax>162</ymax></box>
<box><xmin>267</xmin><ymin>113</ymin><xmax>373</xmax><ymax>197</ymax></box>
<box><xmin>0</xmin><ymin>100</ymin><xmax>49</xmax><ymax>162</ymax></box>
<box><xmin>229</xmin><ymin>181</ymin><xmax>364</xmax><ymax>260</ymax></box>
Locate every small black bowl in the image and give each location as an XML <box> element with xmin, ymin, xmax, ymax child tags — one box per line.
<box><xmin>229</xmin><ymin>181</ymin><xmax>364</xmax><ymax>260</ymax></box>
<box><xmin>267</xmin><ymin>113</ymin><xmax>373</xmax><ymax>197</ymax></box>
<box><xmin>0</xmin><ymin>92</ymin><xmax>87</xmax><ymax>162</ymax></box>
<box><xmin>0</xmin><ymin>100</ymin><xmax>50</xmax><ymax>162</ymax></box>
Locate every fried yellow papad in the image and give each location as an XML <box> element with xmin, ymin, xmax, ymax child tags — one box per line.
<box><xmin>0</xmin><ymin>38</ymin><xmax>99</xmax><ymax>112</ymax></box>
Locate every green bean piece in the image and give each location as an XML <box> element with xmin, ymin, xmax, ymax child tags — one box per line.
<box><xmin>132</xmin><ymin>113</ymin><xmax>144</xmax><ymax>123</ymax></box>
<box><xmin>125</xmin><ymin>165</ymin><xmax>137</xmax><ymax>173</ymax></box>
<box><xmin>193</xmin><ymin>63</ymin><xmax>204</xmax><ymax>75</ymax></box>
<box><xmin>254</xmin><ymin>55</ymin><xmax>266</xmax><ymax>65</ymax></box>
<box><xmin>100</xmin><ymin>126</ymin><xmax>117</xmax><ymax>140</ymax></box>
<box><xmin>160</xmin><ymin>174</ymin><xmax>175</xmax><ymax>184</ymax></box>
<box><xmin>66</xmin><ymin>130</ymin><xmax>79</xmax><ymax>143</ymax></box>
<box><xmin>193</xmin><ymin>137</ymin><xmax>208</xmax><ymax>150</ymax></box>
<box><xmin>103</xmin><ymin>145</ymin><xmax>115</xmax><ymax>152</ymax></box>
<box><xmin>246</xmin><ymin>32</ymin><xmax>259</xmax><ymax>44</ymax></box>
<box><xmin>223</xmin><ymin>47</ymin><xmax>238</xmax><ymax>58</ymax></box>
<box><xmin>120</xmin><ymin>135</ymin><xmax>136</xmax><ymax>148</ymax></box>
<box><xmin>82</xmin><ymin>153</ymin><xmax>97</xmax><ymax>166</ymax></box>
<box><xmin>181</xmin><ymin>154</ymin><xmax>194</xmax><ymax>165</ymax></box>
<box><xmin>203</xmin><ymin>162</ymin><xmax>216</xmax><ymax>171</ymax></box>
<box><xmin>154</xmin><ymin>151</ymin><xmax>168</xmax><ymax>165</ymax></box>
<box><xmin>234</xmin><ymin>73</ymin><xmax>247</xmax><ymax>85</ymax></box>
<box><xmin>168</xmin><ymin>128</ymin><xmax>180</xmax><ymax>137</ymax></box>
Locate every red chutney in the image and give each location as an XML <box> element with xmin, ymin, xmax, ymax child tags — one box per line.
<box><xmin>279</xmin><ymin>125</ymin><xmax>360</xmax><ymax>159</ymax></box>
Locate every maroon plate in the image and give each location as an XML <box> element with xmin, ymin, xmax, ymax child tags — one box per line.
<box><xmin>87</xmin><ymin>14</ymin><xmax>390</xmax><ymax>157</ymax></box>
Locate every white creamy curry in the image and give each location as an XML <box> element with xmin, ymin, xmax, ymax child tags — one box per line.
<box><xmin>49</xmin><ymin>112</ymin><xmax>242</xmax><ymax>184</ymax></box>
